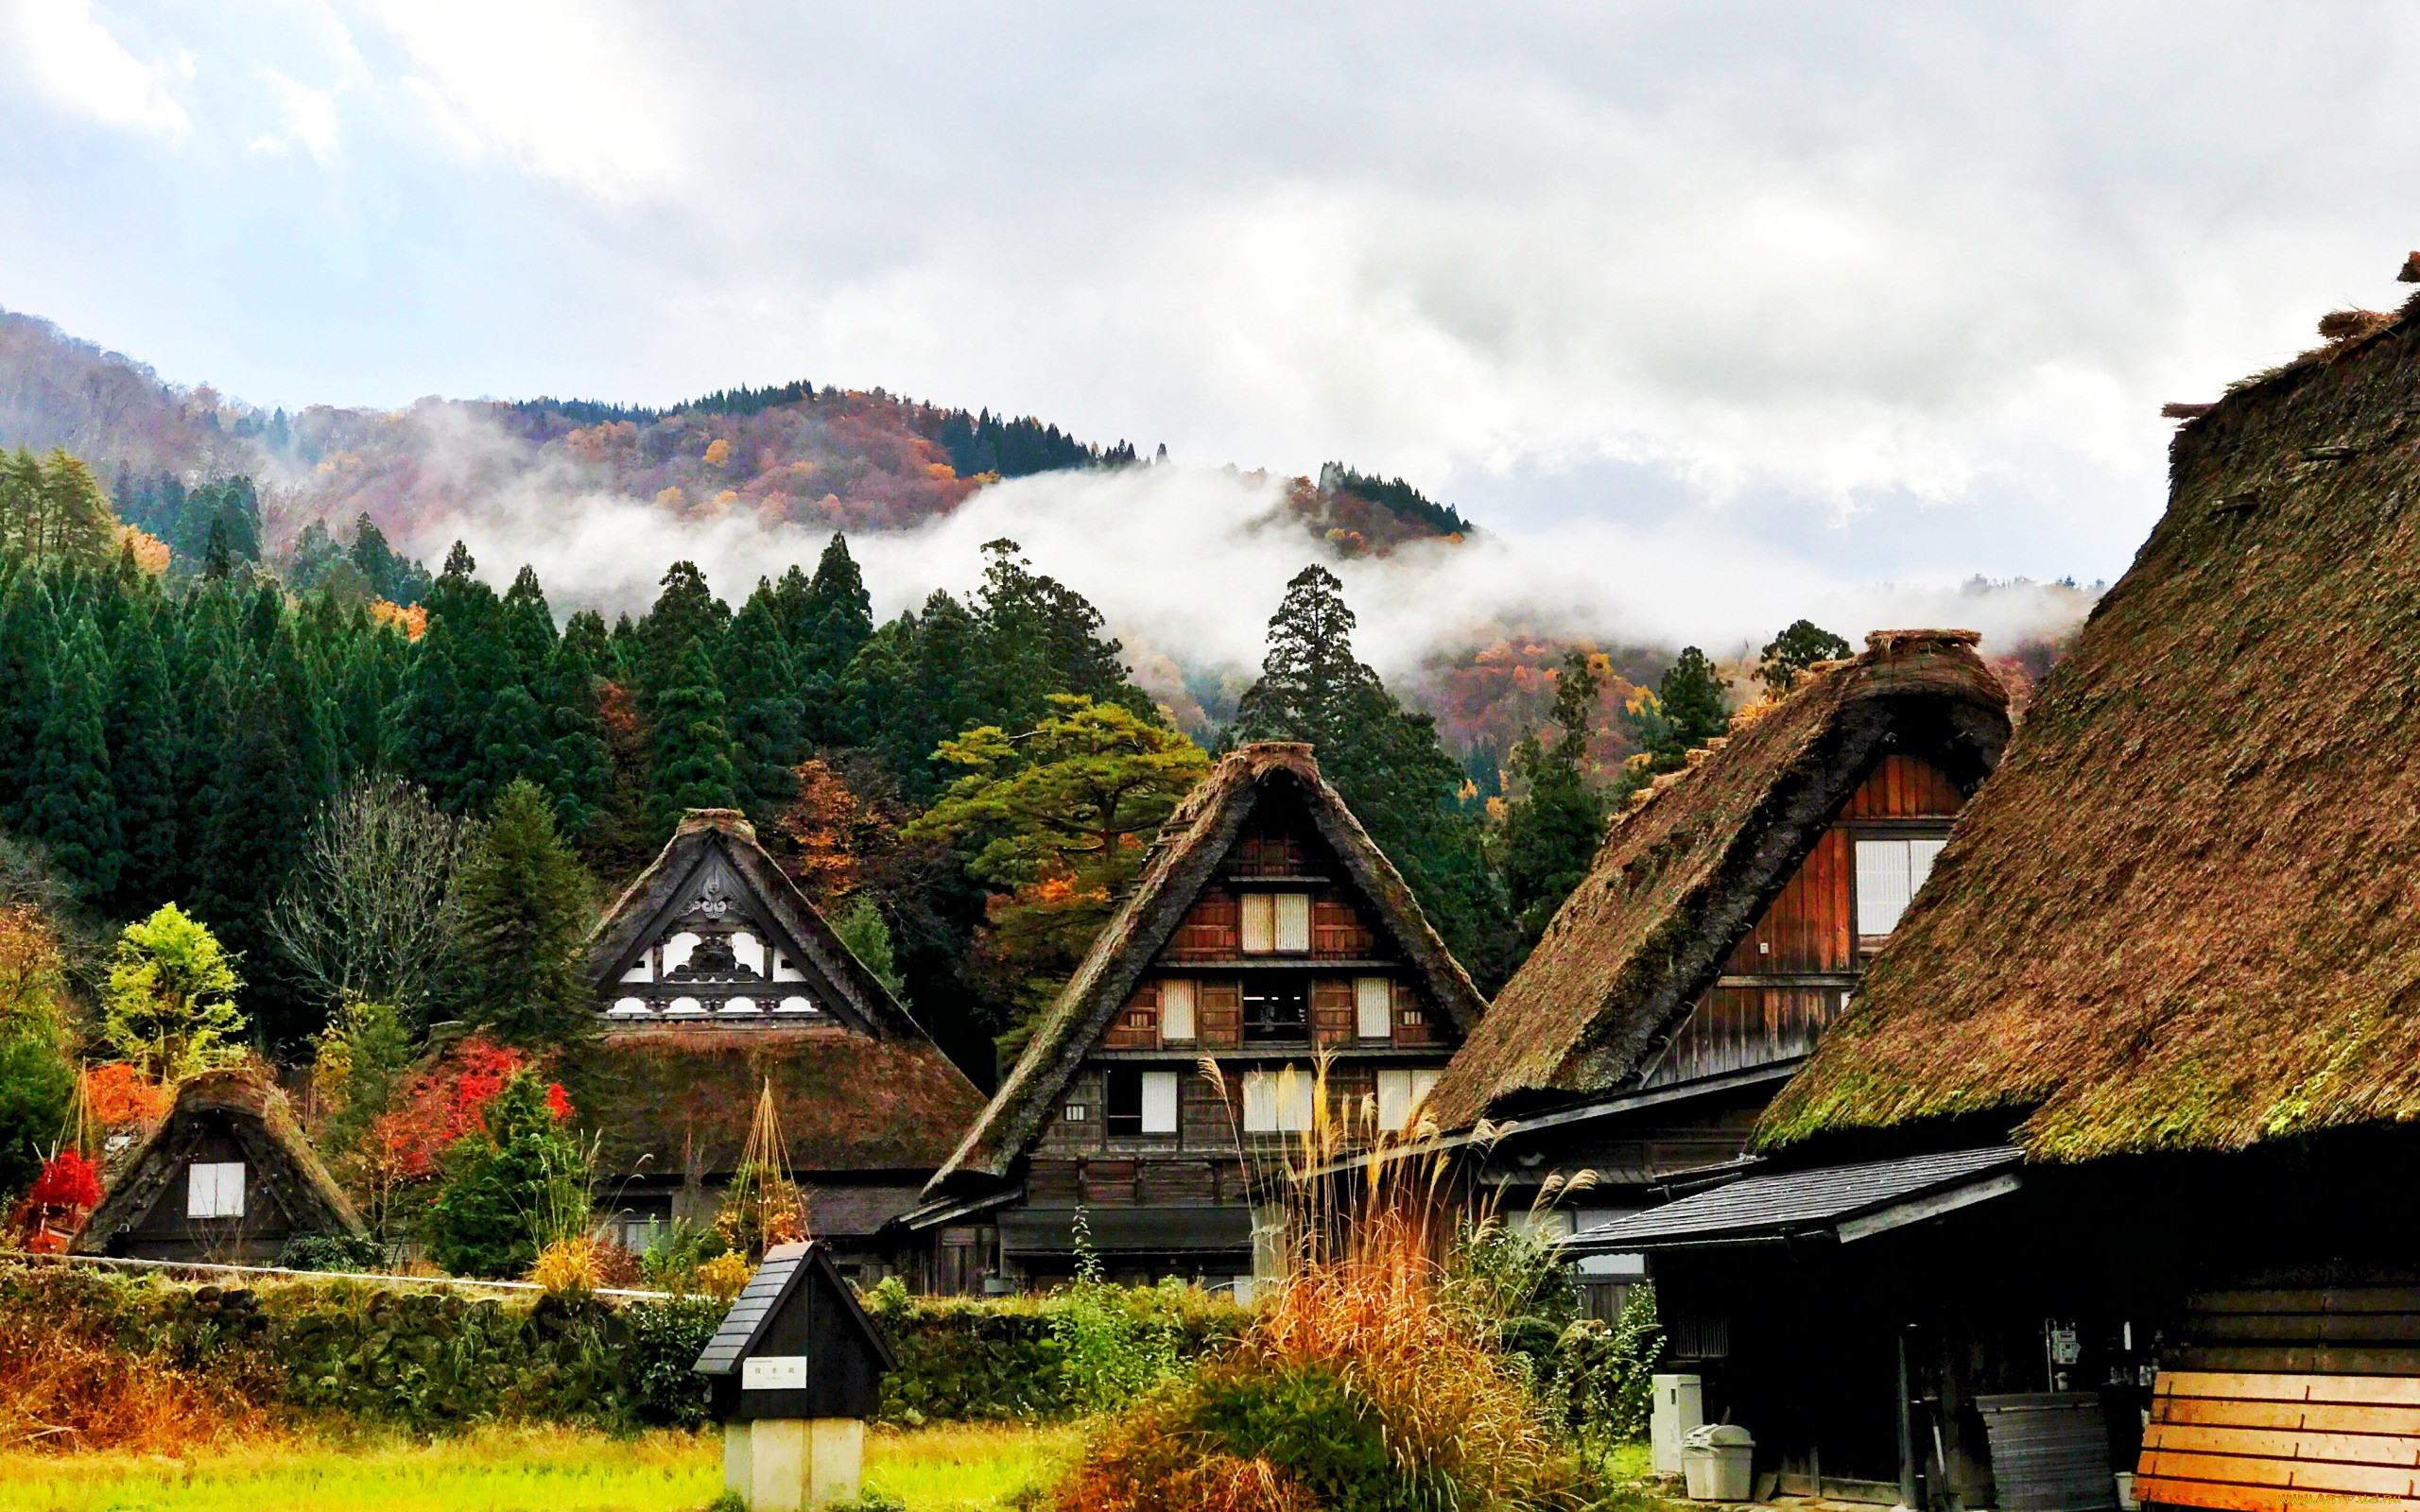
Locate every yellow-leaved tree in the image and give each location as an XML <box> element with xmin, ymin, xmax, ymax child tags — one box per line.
<box><xmin>102</xmin><ymin>903</ymin><xmax>247</xmax><ymax>1081</ymax></box>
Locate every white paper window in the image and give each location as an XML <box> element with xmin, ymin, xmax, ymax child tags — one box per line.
<box><xmin>1160</xmin><ymin>979</ymin><xmax>1198</xmax><ymax>1041</ymax></box>
<box><xmin>1375</xmin><ymin>1068</ymin><xmax>1441</xmax><ymax>1131</ymax></box>
<box><xmin>1355</xmin><ymin>978</ymin><xmax>1392</xmax><ymax>1040</ymax></box>
<box><xmin>1239</xmin><ymin>893</ymin><xmax>1275</xmax><ymax>954</ymax></box>
<box><xmin>1274</xmin><ymin>893</ymin><xmax>1311</xmax><ymax>953</ymax></box>
<box><xmin>1855</xmin><ymin>837</ymin><xmax>1948</xmax><ymax>935</ymax></box>
<box><xmin>187</xmin><ymin>1160</ymin><xmax>245</xmax><ymax>1219</ymax></box>
<box><xmin>1141</xmin><ymin>1072</ymin><xmax>1180</xmax><ymax>1135</ymax></box>
<box><xmin>1242</xmin><ymin>1068</ymin><xmax>1317</xmax><ymax>1132</ymax></box>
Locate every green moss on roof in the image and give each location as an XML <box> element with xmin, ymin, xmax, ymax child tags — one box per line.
<box><xmin>1763</xmin><ymin>295</ymin><xmax>2420</xmax><ymax>1160</ymax></box>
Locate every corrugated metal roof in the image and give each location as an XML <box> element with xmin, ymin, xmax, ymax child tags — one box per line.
<box><xmin>1568</xmin><ymin>1146</ymin><xmax>2022</xmax><ymax>1249</ymax></box>
<box><xmin>694</xmin><ymin>1242</ymin><xmax>809</xmax><ymax>1375</ymax></box>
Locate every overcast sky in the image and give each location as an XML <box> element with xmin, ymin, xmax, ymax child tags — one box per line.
<box><xmin>6</xmin><ymin>1</ymin><xmax>2418</xmax><ymax>605</ymax></box>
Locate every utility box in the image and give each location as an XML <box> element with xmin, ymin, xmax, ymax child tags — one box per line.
<box><xmin>694</xmin><ymin>1241</ymin><xmax>897</xmax><ymax>1511</ymax></box>
<box><xmin>1651</xmin><ymin>1374</ymin><xmax>1705</xmax><ymax>1476</ymax></box>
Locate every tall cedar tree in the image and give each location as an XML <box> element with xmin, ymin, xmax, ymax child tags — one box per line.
<box><xmin>722</xmin><ymin>579</ymin><xmax>804</xmax><ymax>826</ymax></box>
<box><xmin>541</xmin><ymin>610</ymin><xmax>612</xmax><ymax>837</ymax></box>
<box><xmin>194</xmin><ymin>671</ymin><xmax>311</xmax><ymax>1043</ymax></box>
<box><xmin>1231</xmin><ymin>565</ymin><xmax>1515</xmax><ymax>987</ymax></box>
<box><xmin>0</xmin><ymin>574</ymin><xmax>55</xmax><ymax>820</ymax></box>
<box><xmin>23</xmin><ymin>621</ymin><xmax>122</xmax><ymax>899</ymax></box>
<box><xmin>107</xmin><ymin>598</ymin><xmax>182</xmax><ymax>916</ymax></box>
<box><xmin>1495</xmin><ymin>651</ymin><xmax>1609</xmax><ymax>947</ymax></box>
<box><xmin>440</xmin><ymin>779</ymin><xmax>596</xmax><ymax>1047</ymax></box>
<box><xmin>783</xmin><ymin>534</ymin><xmax>875</xmax><ymax>747</ymax></box>
<box><xmin>647</xmin><ymin>636</ymin><xmax>739</xmax><ymax>834</ymax></box>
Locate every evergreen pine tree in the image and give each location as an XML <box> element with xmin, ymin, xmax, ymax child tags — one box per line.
<box><xmin>636</xmin><ymin>560</ymin><xmax>729</xmax><ymax>702</ymax></box>
<box><xmin>537</xmin><ymin>610</ymin><xmax>611</xmax><ymax>838</ymax></box>
<box><xmin>722</xmin><ymin>579</ymin><xmax>803</xmax><ymax>825</ymax></box>
<box><xmin>970</xmin><ymin>538</ymin><xmax>1145</xmax><ymax>730</ymax></box>
<box><xmin>23</xmin><ymin>621</ymin><xmax>123</xmax><ymax>899</ymax></box>
<box><xmin>1233</xmin><ymin>565</ymin><xmax>1514</xmax><ymax>985</ymax></box>
<box><xmin>0</xmin><ymin>574</ymin><xmax>56</xmax><ymax>821</ymax></box>
<box><xmin>1649</xmin><ymin>646</ymin><xmax>1732</xmax><ymax>763</ymax></box>
<box><xmin>1756</xmin><ymin>619</ymin><xmax>1853</xmax><ymax>698</ymax></box>
<box><xmin>646</xmin><ymin>636</ymin><xmax>738</xmax><ymax>833</ymax></box>
<box><xmin>786</xmin><ymin>535</ymin><xmax>876</xmax><ymax>747</ymax></box>
<box><xmin>107</xmin><ymin>601</ymin><xmax>182</xmax><ymax>916</ymax></box>
<box><xmin>1496</xmin><ymin>651</ymin><xmax>1609</xmax><ymax>946</ymax></box>
<box><xmin>439</xmin><ymin>779</ymin><xmax>596</xmax><ymax>1048</ymax></box>
<box><xmin>192</xmin><ymin>669</ymin><xmax>312</xmax><ymax>1045</ymax></box>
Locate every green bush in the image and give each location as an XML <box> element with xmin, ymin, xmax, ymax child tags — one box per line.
<box><xmin>276</xmin><ymin>1234</ymin><xmax>390</xmax><ymax>1273</ymax></box>
<box><xmin>424</xmin><ymin>1068</ymin><xmax>587</xmax><ymax>1280</ymax></box>
<box><xmin>862</xmin><ymin>1277</ymin><xmax>1244</xmax><ymax>1423</ymax></box>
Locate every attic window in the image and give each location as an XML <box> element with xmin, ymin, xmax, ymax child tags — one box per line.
<box><xmin>1855</xmin><ymin>838</ymin><xmax>1947</xmax><ymax>935</ymax></box>
<box><xmin>1242</xmin><ymin>1068</ymin><xmax>1317</xmax><ymax>1133</ymax></box>
<box><xmin>1161</xmin><ymin>979</ymin><xmax>1198</xmax><ymax>1041</ymax></box>
<box><xmin>187</xmin><ymin>1160</ymin><xmax>245</xmax><ymax>1219</ymax></box>
<box><xmin>1106</xmin><ymin>1069</ymin><xmax>1180</xmax><ymax>1136</ymax></box>
<box><xmin>1240</xmin><ymin>892</ymin><xmax>1311</xmax><ymax>954</ymax></box>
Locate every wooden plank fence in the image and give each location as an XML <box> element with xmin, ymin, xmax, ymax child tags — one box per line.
<box><xmin>2139</xmin><ymin>1371</ymin><xmax>2420</xmax><ymax>1512</ymax></box>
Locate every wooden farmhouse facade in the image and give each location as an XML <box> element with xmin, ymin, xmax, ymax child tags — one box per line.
<box><xmin>578</xmin><ymin>808</ymin><xmax>986</xmax><ymax>1285</ymax></box>
<box><xmin>916</xmin><ymin>743</ymin><xmax>1486</xmax><ymax>1293</ymax></box>
<box><xmin>1421</xmin><ymin>629</ymin><xmax>2011</xmax><ymax>1307</ymax></box>
<box><xmin>1569</xmin><ymin>275</ymin><xmax>2420</xmax><ymax>1512</ymax></box>
<box><xmin>77</xmin><ymin>1068</ymin><xmax>367</xmax><ymax>1263</ymax></box>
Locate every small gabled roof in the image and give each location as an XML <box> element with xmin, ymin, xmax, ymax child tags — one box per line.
<box><xmin>588</xmin><ymin>808</ymin><xmax>924</xmax><ymax>1041</ymax></box>
<box><xmin>926</xmin><ymin>742</ymin><xmax>1488</xmax><ymax>1194</ymax></box>
<box><xmin>1424</xmin><ymin>631</ymin><xmax>2011</xmax><ymax>1133</ymax></box>
<box><xmin>694</xmin><ymin>1240</ymin><xmax>897</xmax><ymax>1376</ymax></box>
<box><xmin>1565</xmin><ymin>1146</ymin><xmax>2022</xmax><ymax>1252</ymax></box>
<box><xmin>76</xmin><ymin>1066</ymin><xmax>365</xmax><ymax>1252</ymax></box>
<box><xmin>1764</xmin><ymin>292</ymin><xmax>2420</xmax><ymax>1162</ymax></box>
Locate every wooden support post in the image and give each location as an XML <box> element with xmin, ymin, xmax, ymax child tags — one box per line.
<box><xmin>1898</xmin><ymin>1327</ymin><xmax>1921</xmax><ymax>1511</ymax></box>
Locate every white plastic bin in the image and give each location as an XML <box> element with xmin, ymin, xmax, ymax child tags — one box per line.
<box><xmin>1681</xmin><ymin>1423</ymin><xmax>1754</xmax><ymax>1502</ymax></box>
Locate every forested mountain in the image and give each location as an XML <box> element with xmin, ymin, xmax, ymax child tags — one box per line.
<box><xmin>0</xmin><ymin>306</ymin><xmax>1474</xmax><ymax>562</ymax></box>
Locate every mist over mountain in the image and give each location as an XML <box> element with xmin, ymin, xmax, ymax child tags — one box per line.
<box><xmin>0</xmin><ymin>301</ymin><xmax>2095</xmax><ymax>747</ymax></box>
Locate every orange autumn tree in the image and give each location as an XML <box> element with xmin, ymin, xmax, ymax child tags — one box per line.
<box><xmin>905</xmin><ymin>696</ymin><xmax>1206</xmax><ymax>1039</ymax></box>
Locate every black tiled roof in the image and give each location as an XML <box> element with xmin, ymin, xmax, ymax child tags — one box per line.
<box><xmin>1568</xmin><ymin>1146</ymin><xmax>2022</xmax><ymax>1250</ymax></box>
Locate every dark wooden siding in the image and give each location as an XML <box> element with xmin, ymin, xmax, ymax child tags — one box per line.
<box><xmin>1102</xmin><ymin>983</ymin><xmax>1159</xmax><ymax>1049</ymax></box>
<box><xmin>1648</xmin><ymin>987</ymin><xmax>1844</xmax><ymax>1087</ymax></box>
<box><xmin>1199</xmin><ymin>980</ymin><xmax>1242</xmax><ymax>1047</ymax></box>
<box><xmin>1311</xmin><ymin>978</ymin><xmax>1356</xmax><ymax>1044</ymax></box>
<box><xmin>1169</xmin><ymin>889</ymin><xmax>1241</xmax><ymax>959</ymax></box>
<box><xmin>1839</xmin><ymin>752</ymin><xmax>1966</xmax><ymax>819</ymax></box>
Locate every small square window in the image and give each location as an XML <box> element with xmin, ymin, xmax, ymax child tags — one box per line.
<box><xmin>186</xmin><ymin>1160</ymin><xmax>245</xmax><ymax>1219</ymax></box>
<box><xmin>1064</xmin><ymin>1104</ymin><xmax>1089</xmax><ymax>1122</ymax></box>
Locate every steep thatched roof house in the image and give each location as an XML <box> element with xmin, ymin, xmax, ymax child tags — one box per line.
<box><xmin>1570</xmin><ymin>276</ymin><xmax>2420</xmax><ymax>1512</ymax></box>
<box><xmin>916</xmin><ymin>743</ymin><xmax>1485</xmax><ymax>1291</ymax></box>
<box><xmin>577</xmin><ymin>809</ymin><xmax>985</xmax><ymax>1283</ymax></box>
<box><xmin>76</xmin><ymin>1066</ymin><xmax>365</xmax><ymax>1263</ymax></box>
<box><xmin>1421</xmin><ymin>631</ymin><xmax>2008</xmax><ymax>1286</ymax></box>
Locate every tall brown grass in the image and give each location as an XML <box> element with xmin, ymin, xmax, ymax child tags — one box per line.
<box><xmin>0</xmin><ymin>1302</ymin><xmax>265</xmax><ymax>1453</ymax></box>
<box><xmin>1057</xmin><ymin>1056</ymin><xmax>1581</xmax><ymax>1512</ymax></box>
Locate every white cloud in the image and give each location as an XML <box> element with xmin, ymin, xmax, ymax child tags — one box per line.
<box><xmin>372</xmin><ymin>0</ymin><xmax>686</xmax><ymax>200</ymax></box>
<box><xmin>247</xmin><ymin>66</ymin><xmax>340</xmax><ymax>163</ymax></box>
<box><xmin>7</xmin><ymin>0</ymin><xmax>191</xmax><ymax>141</ymax></box>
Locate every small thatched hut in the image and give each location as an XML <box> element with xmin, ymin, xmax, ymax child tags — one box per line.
<box><xmin>1572</xmin><ymin>275</ymin><xmax>2420</xmax><ymax>1512</ymax></box>
<box><xmin>915</xmin><ymin>743</ymin><xmax>1486</xmax><ymax>1292</ymax></box>
<box><xmin>76</xmin><ymin>1066</ymin><xmax>364</xmax><ymax>1263</ymax></box>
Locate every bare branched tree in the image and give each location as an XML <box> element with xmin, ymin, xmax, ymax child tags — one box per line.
<box><xmin>268</xmin><ymin>776</ymin><xmax>468</xmax><ymax>1014</ymax></box>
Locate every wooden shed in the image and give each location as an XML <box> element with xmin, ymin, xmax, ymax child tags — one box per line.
<box><xmin>75</xmin><ymin>1066</ymin><xmax>365</xmax><ymax>1263</ymax></box>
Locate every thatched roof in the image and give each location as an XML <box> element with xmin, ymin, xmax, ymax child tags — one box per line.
<box><xmin>588</xmin><ymin>808</ymin><xmax>925</xmax><ymax>1040</ymax></box>
<box><xmin>926</xmin><ymin>742</ymin><xmax>1488</xmax><ymax>1193</ymax></box>
<box><xmin>573</xmin><ymin>1026</ymin><xmax>985</xmax><ymax>1178</ymax></box>
<box><xmin>1763</xmin><ymin>288</ymin><xmax>2420</xmax><ymax>1160</ymax></box>
<box><xmin>76</xmin><ymin>1066</ymin><xmax>364</xmax><ymax>1252</ymax></box>
<box><xmin>1425</xmin><ymin>632</ymin><xmax>2011</xmax><ymax>1132</ymax></box>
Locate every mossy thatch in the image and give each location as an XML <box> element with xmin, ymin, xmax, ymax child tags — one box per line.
<box><xmin>1426</xmin><ymin>632</ymin><xmax>2010</xmax><ymax>1131</ymax></box>
<box><xmin>1763</xmin><ymin>289</ymin><xmax>2420</xmax><ymax>1160</ymax></box>
<box><xmin>926</xmin><ymin>742</ymin><xmax>1487</xmax><ymax>1194</ymax></box>
<box><xmin>575</xmin><ymin>1026</ymin><xmax>986</xmax><ymax>1178</ymax></box>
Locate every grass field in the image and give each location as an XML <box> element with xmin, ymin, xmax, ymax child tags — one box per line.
<box><xmin>0</xmin><ymin>1420</ymin><xmax>1081</xmax><ymax>1512</ymax></box>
